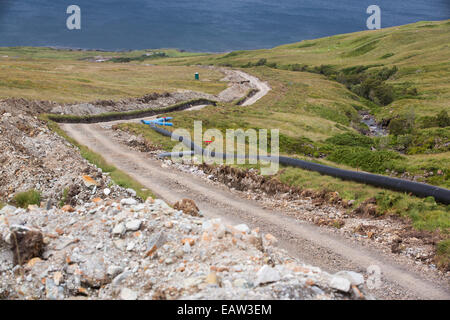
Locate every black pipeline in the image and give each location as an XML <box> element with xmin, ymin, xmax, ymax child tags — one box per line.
<box><xmin>149</xmin><ymin>124</ymin><xmax>450</xmax><ymax>205</ymax></box>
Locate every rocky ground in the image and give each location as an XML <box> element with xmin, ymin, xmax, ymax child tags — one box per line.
<box><xmin>110</xmin><ymin>127</ymin><xmax>449</xmax><ymax>279</ymax></box>
<box><xmin>0</xmin><ymin>197</ymin><xmax>369</xmax><ymax>300</ymax></box>
<box><xmin>0</xmin><ymin>99</ymin><xmax>369</xmax><ymax>300</ymax></box>
<box><xmin>0</xmin><ymin>101</ymin><xmax>131</xmax><ymax>206</ymax></box>
<box><xmin>1</xmin><ymin>67</ymin><xmax>256</xmax><ymax>117</ymax></box>
<box><xmin>50</xmin><ymin>91</ymin><xmax>217</xmax><ymax>116</ymax></box>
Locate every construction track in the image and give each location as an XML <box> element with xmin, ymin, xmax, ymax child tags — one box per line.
<box><xmin>60</xmin><ymin>70</ymin><xmax>450</xmax><ymax>300</ymax></box>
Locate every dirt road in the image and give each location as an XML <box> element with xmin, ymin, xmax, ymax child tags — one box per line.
<box><xmin>60</xmin><ymin>70</ymin><xmax>449</xmax><ymax>300</ymax></box>
<box><xmin>235</xmin><ymin>70</ymin><xmax>271</xmax><ymax>106</ymax></box>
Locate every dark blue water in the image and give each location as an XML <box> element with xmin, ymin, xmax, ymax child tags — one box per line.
<box><xmin>0</xmin><ymin>0</ymin><xmax>448</xmax><ymax>52</ymax></box>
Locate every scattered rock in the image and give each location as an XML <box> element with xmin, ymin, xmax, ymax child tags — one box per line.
<box><xmin>107</xmin><ymin>266</ymin><xmax>124</xmax><ymax>278</ymax></box>
<box><xmin>120</xmin><ymin>198</ymin><xmax>138</xmax><ymax>206</ymax></box>
<box><xmin>61</xmin><ymin>205</ymin><xmax>75</xmax><ymax>213</ymax></box>
<box><xmin>234</xmin><ymin>224</ymin><xmax>250</xmax><ymax>234</ymax></box>
<box><xmin>82</xmin><ymin>175</ymin><xmax>98</xmax><ymax>188</ymax></box>
<box><xmin>125</xmin><ymin>220</ymin><xmax>142</xmax><ymax>232</ymax></box>
<box><xmin>9</xmin><ymin>226</ymin><xmax>45</xmax><ymax>265</ymax></box>
<box><xmin>0</xmin><ymin>205</ymin><xmax>17</xmax><ymax>215</ymax></box>
<box><xmin>256</xmin><ymin>265</ymin><xmax>281</xmax><ymax>285</ymax></box>
<box><xmin>120</xmin><ymin>288</ymin><xmax>138</xmax><ymax>300</ymax></box>
<box><xmin>173</xmin><ymin>199</ymin><xmax>200</xmax><ymax>216</ymax></box>
<box><xmin>112</xmin><ymin>223</ymin><xmax>126</xmax><ymax>236</ymax></box>
<box><xmin>329</xmin><ymin>276</ymin><xmax>351</xmax><ymax>292</ymax></box>
<box><xmin>335</xmin><ymin>271</ymin><xmax>364</xmax><ymax>286</ymax></box>
<box><xmin>126</xmin><ymin>188</ymin><xmax>137</xmax><ymax>197</ymax></box>
<box><xmin>205</xmin><ymin>272</ymin><xmax>220</xmax><ymax>286</ymax></box>
<box><xmin>145</xmin><ymin>232</ymin><xmax>167</xmax><ymax>257</ymax></box>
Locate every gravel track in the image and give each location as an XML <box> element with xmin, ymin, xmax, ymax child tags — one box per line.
<box><xmin>60</xmin><ymin>70</ymin><xmax>449</xmax><ymax>300</ymax></box>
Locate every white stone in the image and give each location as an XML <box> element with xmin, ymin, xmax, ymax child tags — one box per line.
<box><xmin>335</xmin><ymin>271</ymin><xmax>365</xmax><ymax>286</ymax></box>
<box><xmin>126</xmin><ymin>188</ymin><xmax>137</xmax><ymax>197</ymax></box>
<box><xmin>125</xmin><ymin>219</ymin><xmax>142</xmax><ymax>231</ymax></box>
<box><xmin>120</xmin><ymin>288</ymin><xmax>138</xmax><ymax>300</ymax></box>
<box><xmin>103</xmin><ymin>188</ymin><xmax>111</xmax><ymax>196</ymax></box>
<box><xmin>132</xmin><ymin>204</ymin><xmax>146</xmax><ymax>212</ymax></box>
<box><xmin>202</xmin><ymin>220</ymin><xmax>213</xmax><ymax>232</ymax></box>
<box><xmin>183</xmin><ymin>242</ymin><xmax>191</xmax><ymax>253</ymax></box>
<box><xmin>234</xmin><ymin>224</ymin><xmax>250</xmax><ymax>234</ymax></box>
<box><xmin>183</xmin><ymin>277</ymin><xmax>203</xmax><ymax>288</ymax></box>
<box><xmin>107</xmin><ymin>266</ymin><xmax>124</xmax><ymax>277</ymax></box>
<box><xmin>256</xmin><ymin>265</ymin><xmax>281</xmax><ymax>285</ymax></box>
<box><xmin>120</xmin><ymin>198</ymin><xmax>137</xmax><ymax>206</ymax></box>
<box><xmin>329</xmin><ymin>276</ymin><xmax>351</xmax><ymax>292</ymax></box>
<box><xmin>126</xmin><ymin>242</ymin><xmax>135</xmax><ymax>251</ymax></box>
<box><xmin>112</xmin><ymin>223</ymin><xmax>126</xmax><ymax>236</ymax></box>
<box><xmin>0</xmin><ymin>205</ymin><xmax>17</xmax><ymax>215</ymax></box>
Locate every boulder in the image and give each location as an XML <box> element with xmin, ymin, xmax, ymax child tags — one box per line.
<box><xmin>256</xmin><ymin>265</ymin><xmax>281</xmax><ymax>285</ymax></box>
<box><xmin>329</xmin><ymin>276</ymin><xmax>351</xmax><ymax>292</ymax></box>
<box><xmin>9</xmin><ymin>226</ymin><xmax>45</xmax><ymax>265</ymax></box>
<box><xmin>173</xmin><ymin>199</ymin><xmax>200</xmax><ymax>216</ymax></box>
<box><xmin>335</xmin><ymin>271</ymin><xmax>365</xmax><ymax>286</ymax></box>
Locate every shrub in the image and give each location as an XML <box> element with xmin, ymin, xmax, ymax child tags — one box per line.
<box><xmin>241</xmin><ymin>58</ymin><xmax>270</xmax><ymax>68</ymax></box>
<box><xmin>394</xmin><ymin>134</ymin><xmax>414</xmax><ymax>151</ymax></box>
<box><xmin>435</xmin><ymin>239</ymin><xmax>450</xmax><ymax>271</ymax></box>
<box><xmin>313</xmin><ymin>64</ymin><xmax>337</xmax><ymax>76</ymax></box>
<box><xmin>325</xmin><ymin>132</ymin><xmax>374</xmax><ymax>148</ymax></box>
<box><xmin>376</xmin><ymin>66</ymin><xmax>398</xmax><ymax>81</ymax></box>
<box><xmin>420</xmin><ymin>111</ymin><xmax>450</xmax><ymax>129</ymax></box>
<box><xmin>327</xmin><ymin>146</ymin><xmax>403</xmax><ymax>173</ymax></box>
<box><xmin>13</xmin><ymin>189</ymin><xmax>41</xmax><ymax>208</ymax></box>
<box><xmin>354</xmin><ymin>78</ymin><xmax>394</xmax><ymax>106</ymax></box>
<box><xmin>59</xmin><ymin>188</ymin><xmax>69</xmax><ymax>207</ymax></box>
<box><xmin>296</xmin><ymin>42</ymin><xmax>316</xmax><ymax>48</ymax></box>
<box><xmin>379</xmin><ymin>53</ymin><xmax>395</xmax><ymax>59</ymax></box>
<box><xmin>279</xmin><ymin>134</ymin><xmax>318</xmax><ymax>156</ymax></box>
<box><xmin>255</xmin><ymin>58</ymin><xmax>267</xmax><ymax>66</ymax></box>
<box><xmin>286</xmin><ymin>64</ymin><xmax>309</xmax><ymax>72</ymax></box>
<box><xmin>388</xmin><ymin>116</ymin><xmax>415</xmax><ymax>135</ymax></box>
<box><xmin>344</xmin><ymin>40</ymin><xmax>380</xmax><ymax>57</ymax></box>
<box><xmin>336</xmin><ymin>66</ymin><xmax>397</xmax><ymax>106</ymax></box>
<box><xmin>437</xmin><ymin>110</ymin><xmax>450</xmax><ymax>128</ymax></box>
<box><xmin>110</xmin><ymin>52</ymin><xmax>168</xmax><ymax>63</ymax></box>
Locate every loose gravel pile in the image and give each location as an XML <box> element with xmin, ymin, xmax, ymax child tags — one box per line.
<box><xmin>0</xmin><ymin>197</ymin><xmax>369</xmax><ymax>300</ymax></box>
<box><xmin>0</xmin><ymin>103</ymin><xmax>130</xmax><ymax>205</ymax></box>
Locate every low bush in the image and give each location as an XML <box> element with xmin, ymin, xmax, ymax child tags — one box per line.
<box><xmin>325</xmin><ymin>132</ymin><xmax>374</xmax><ymax>148</ymax></box>
<box><xmin>279</xmin><ymin>134</ymin><xmax>318</xmax><ymax>157</ymax></box>
<box><xmin>13</xmin><ymin>189</ymin><xmax>41</xmax><ymax>208</ymax></box>
<box><xmin>388</xmin><ymin>116</ymin><xmax>415</xmax><ymax>135</ymax></box>
<box><xmin>420</xmin><ymin>110</ymin><xmax>450</xmax><ymax>128</ymax></box>
<box><xmin>435</xmin><ymin>239</ymin><xmax>450</xmax><ymax>271</ymax></box>
<box><xmin>327</xmin><ymin>146</ymin><xmax>403</xmax><ymax>173</ymax></box>
<box><xmin>110</xmin><ymin>52</ymin><xmax>168</xmax><ymax>63</ymax></box>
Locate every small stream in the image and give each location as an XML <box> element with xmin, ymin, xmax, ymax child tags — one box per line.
<box><xmin>359</xmin><ymin>111</ymin><xmax>388</xmax><ymax>137</ymax></box>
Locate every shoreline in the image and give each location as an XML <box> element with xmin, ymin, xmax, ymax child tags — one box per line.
<box><xmin>0</xmin><ymin>45</ymin><xmax>229</xmax><ymax>55</ymax></box>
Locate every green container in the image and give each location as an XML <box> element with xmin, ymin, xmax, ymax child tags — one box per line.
<box><xmin>195</xmin><ymin>72</ymin><xmax>199</xmax><ymax>80</ymax></box>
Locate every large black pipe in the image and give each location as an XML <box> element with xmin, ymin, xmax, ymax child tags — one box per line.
<box><xmin>149</xmin><ymin>124</ymin><xmax>450</xmax><ymax>204</ymax></box>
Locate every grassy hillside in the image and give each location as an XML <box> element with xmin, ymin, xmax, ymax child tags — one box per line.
<box><xmin>161</xmin><ymin>20</ymin><xmax>450</xmax><ymax>118</ymax></box>
<box><xmin>113</xmin><ymin>20</ymin><xmax>450</xmax><ymax>257</ymax></box>
<box><xmin>0</xmin><ymin>47</ymin><xmax>225</xmax><ymax>102</ymax></box>
<box><xmin>145</xmin><ymin>20</ymin><xmax>450</xmax><ymax>185</ymax></box>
